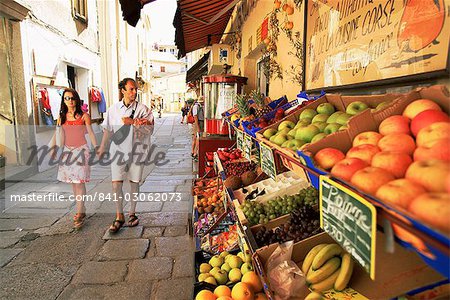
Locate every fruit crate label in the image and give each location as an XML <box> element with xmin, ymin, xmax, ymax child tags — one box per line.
<box><xmin>243</xmin><ymin>133</ymin><xmax>252</xmax><ymax>161</ymax></box>
<box><xmin>260</xmin><ymin>142</ymin><xmax>277</xmax><ymax>181</ymax></box>
<box><xmin>236</xmin><ymin>130</ymin><xmax>244</xmax><ymax>152</ymax></box>
<box><xmin>319</xmin><ymin>176</ymin><xmax>376</xmax><ymax>280</ymax></box>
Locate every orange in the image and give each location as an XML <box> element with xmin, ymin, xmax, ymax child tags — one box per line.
<box><xmin>216</xmin><ymin>297</ymin><xmax>233</xmax><ymax>300</ymax></box>
<box><xmin>214</xmin><ymin>285</ymin><xmax>231</xmax><ymax>298</ymax></box>
<box><xmin>231</xmin><ymin>282</ymin><xmax>254</xmax><ymax>300</ymax></box>
<box><xmin>241</xmin><ymin>271</ymin><xmax>263</xmax><ymax>293</ymax></box>
<box><xmin>195</xmin><ymin>290</ymin><xmax>217</xmax><ymax>300</ymax></box>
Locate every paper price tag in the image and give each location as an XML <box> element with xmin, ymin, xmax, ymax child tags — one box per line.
<box><xmin>259</xmin><ymin>142</ymin><xmax>277</xmax><ymax>180</ymax></box>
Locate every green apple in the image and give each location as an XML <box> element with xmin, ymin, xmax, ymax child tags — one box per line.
<box><xmin>273</xmin><ymin>133</ymin><xmax>288</xmax><ymax>146</ymax></box>
<box><xmin>228</xmin><ymin>255</ymin><xmax>243</xmax><ymax>269</ymax></box>
<box><xmin>374</xmin><ymin>101</ymin><xmax>390</xmax><ymax>111</ymax></box>
<box><xmin>295</xmin><ymin>125</ymin><xmax>320</xmax><ymax>143</ymax></box>
<box><xmin>219</xmin><ymin>251</ymin><xmax>229</xmax><ymax>258</ymax></box>
<box><xmin>278</xmin><ymin>127</ymin><xmax>291</xmax><ymax>135</ymax></box>
<box><xmin>312</xmin><ymin>113</ymin><xmax>329</xmax><ymax>124</ymax></box>
<box><xmin>288</xmin><ymin>139</ymin><xmax>306</xmax><ymax>150</ymax></box>
<box><xmin>346</xmin><ymin>101</ymin><xmax>369</xmax><ymax>115</ymax></box>
<box><xmin>241</xmin><ymin>263</ymin><xmax>253</xmax><ymax>275</ymax></box>
<box><xmin>296</xmin><ymin>118</ymin><xmax>311</xmax><ymax>127</ymax></box>
<box><xmin>263</xmin><ymin>128</ymin><xmax>278</xmax><ymax>139</ymax></box>
<box><xmin>281</xmin><ymin>140</ymin><xmax>290</xmax><ymax>148</ymax></box>
<box><xmin>210</xmin><ymin>266</ymin><xmax>221</xmax><ymax>276</ymax></box>
<box><xmin>287</xmin><ymin>135</ymin><xmax>294</xmax><ymax>140</ymax></box>
<box><xmin>311</xmin><ymin>133</ymin><xmax>327</xmax><ymax>143</ymax></box>
<box><xmin>269</xmin><ymin>135</ymin><xmax>277</xmax><ymax>142</ymax></box>
<box><xmin>339</xmin><ymin>125</ymin><xmax>348</xmax><ymax>131</ymax></box>
<box><xmin>237</xmin><ymin>252</ymin><xmax>244</xmax><ymax>260</ymax></box>
<box><xmin>299</xmin><ymin>109</ymin><xmax>317</xmax><ymax>120</ymax></box>
<box><xmin>288</xmin><ymin>128</ymin><xmax>297</xmax><ymax>137</ymax></box>
<box><xmin>204</xmin><ymin>276</ymin><xmax>217</xmax><ymax>285</ymax></box>
<box><xmin>336</xmin><ymin>113</ymin><xmax>352</xmax><ymax>125</ymax></box>
<box><xmin>214</xmin><ymin>270</ymin><xmax>228</xmax><ymax>285</ymax></box>
<box><xmin>326</xmin><ymin>111</ymin><xmax>344</xmax><ymax>124</ymax></box>
<box><xmin>316</xmin><ymin>103</ymin><xmax>335</xmax><ymax>115</ymax></box>
<box><xmin>200</xmin><ymin>263</ymin><xmax>212</xmax><ymax>273</ymax></box>
<box><xmin>324</xmin><ymin>123</ymin><xmax>341</xmax><ymax>134</ymax></box>
<box><xmin>228</xmin><ymin>268</ymin><xmax>242</xmax><ymax>283</ymax></box>
<box><xmin>221</xmin><ymin>262</ymin><xmax>232</xmax><ymax>273</ymax></box>
<box><xmin>278</xmin><ymin>120</ymin><xmax>295</xmax><ymax>131</ymax></box>
<box><xmin>198</xmin><ymin>273</ymin><xmax>212</xmax><ymax>281</ymax></box>
<box><xmin>313</xmin><ymin>121</ymin><xmax>327</xmax><ymax>132</ymax></box>
<box><xmin>209</xmin><ymin>255</ymin><xmax>224</xmax><ymax>267</ymax></box>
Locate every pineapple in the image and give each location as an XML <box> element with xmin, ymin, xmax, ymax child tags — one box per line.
<box><xmin>250</xmin><ymin>90</ymin><xmax>271</xmax><ymax>118</ymax></box>
<box><xmin>236</xmin><ymin>94</ymin><xmax>251</xmax><ymax>117</ymax></box>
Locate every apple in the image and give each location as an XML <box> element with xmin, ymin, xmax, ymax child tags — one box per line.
<box><xmin>409</xmin><ymin>193</ymin><xmax>450</xmax><ymax>233</ymax></box>
<box><xmin>221</xmin><ymin>262</ymin><xmax>232</xmax><ymax>273</ymax></box>
<box><xmin>287</xmin><ymin>139</ymin><xmax>305</xmax><ymax>150</ymax></box>
<box><xmin>375</xmin><ymin>179</ymin><xmax>426</xmax><ymax>209</ymax></box>
<box><xmin>312</xmin><ymin>113</ymin><xmax>329</xmax><ymax>124</ymax></box>
<box><xmin>281</xmin><ymin>140</ymin><xmax>290</xmax><ymax>148</ymax></box>
<box><xmin>346</xmin><ymin>144</ymin><xmax>381</xmax><ymax>164</ymax></box>
<box><xmin>278</xmin><ymin>120</ymin><xmax>296</xmax><ymax>131</ymax></box>
<box><xmin>371</xmin><ymin>151</ymin><xmax>413</xmax><ymax>178</ymax></box>
<box><xmin>200</xmin><ymin>263</ymin><xmax>212</xmax><ymax>273</ymax></box>
<box><xmin>346</xmin><ymin>101</ymin><xmax>369</xmax><ymax>115</ymax></box>
<box><xmin>314</xmin><ymin>148</ymin><xmax>345</xmax><ymax>170</ymax></box>
<box><xmin>295</xmin><ymin>118</ymin><xmax>311</xmax><ymax>129</ymax></box>
<box><xmin>339</xmin><ymin>125</ymin><xmax>348</xmax><ymax>131</ymax></box>
<box><xmin>353</xmin><ymin>131</ymin><xmax>383</xmax><ymax>147</ymax></box>
<box><xmin>228</xmin><ymin>256</ymin><xmax>243</xmax><ymax>269</ymax></box>
<box><xmin>379</xmin><ymin>115</ymin><xmax>411</xmax><ymax>136</ymax></box>
<box><xmin>263</xmin><ymin>128</ymin><xmax>278</xmax><ymax>139</ymax></box>
<box><xmin>350</xmin><ymin>167</ymin><xmax>395</xmax><ymax>195</ymax></box>
<box><xmin>446</xmin><ymin>173</ymin><xmax>450</xmax><ymax>193</ymax></box>
<box><xmin>299</xmin><ymin>108</ymin><xmax>317</xmax><ymax>120</ymax></box>
<box><xmin>210</xmin><ymin>266</ymin><xmax>221</xmax><ymax>276</ymax></box>
<box><xmin>402</xmin><ymin>99</ymin><xmax>442</xmax><ymax>119</ymax></box>
<box><xmin>209</xmin><ymin>255</ymin><xmax>224</xmax><ymax>267</ymax></box>
<box><xmin>204</xmin><ymin>276</ymin><xmax>217</xmax><ymax>285</ymax></box>
<box><xmin>416</xmin><ymin>122</ymin><xmax>450</xmax><ymax>148</ymax></box>
<box><xmin>228</xmin><ymin>268</ymin><xmax>242</xmax><ymax>283</ymax></box>
<box><xmin>324</xmin><ymin>123</ymin><xmax>341</xmax><ymax>134</ymax></box>
<box><xmin>378</xmin><ymin>133</ymin><xmax>416</xmax><ymax>155</ymax></box>
<box><xmin>406</xmin><ymin>159</ymin><xmax>450</xmax><ymax>192</ymax></box>
<box><xmin>295</xmin><ymin>125</ymin><xmax>320</xmax><ymax>143</ymax></box>
<box><xmin>414</xmin><ymin>139</ymin><xmax>450</xmax><ymax>161</ymax></box>
<box><xmin>327</xmin><ymin>111</ymin><xmax>344</xmax><ymax>124</ymax></box>
<box><xmin>287</xmin><ymin>128</ymin><xmax>297</xmax><ymax>137</ymax></box>
<box><xmin>277</xmin><ymin>128</ymin><xmax>291</xmax><ymax>135</ymax></box>
<box><xmin>336</xmin><ymin>113</ymin><xmax>352</xmax><ymax>125</ymax></box>
<box><xmin>311</xmin><ymin>133</ymin><xmax>327</xmax><ymax>143</ymax></box>
<box><xmin>316</xmin><ymin>103</ymin><xmax>335</xmax><ymax>115</ymax></box>
<box><xmin>313</xmin><ymin>121</ymin><xmax>327</xmax><ymax>132</ymax></box>
<box><xmin>240</xmin><ymin>263</ymin><xmax>253</xmax><ymax>275</ymax></box>
<box><xmin>410</xmin><ymin>110</ymin><xmax>449</xmax><ymax>136</ymax></box>
<box><xmin>214</xmin><ymin>270</ymin><xmax>229</xmax><ymax>285</ymax></box>
<box><xmin>269</xmin><ymin>135</ymin><xmax>277</xmax><ymax>142</ymax></box>
<box><xmin>330</xmin><ymin>157</ymin><xmax>368</xmax><ymax>182</ymax></box>
<box><xmin>273</xmin><ymin>133</ymin><xmax>289</xmax><ymax>146</ymax></box>
<box><xmin>374</xmin><ymin>101</ymin><xmax>391</xmax><ymax>111</ymax></box>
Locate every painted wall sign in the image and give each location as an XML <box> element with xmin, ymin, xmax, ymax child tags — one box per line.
<box><xmin>305</xmin><ymin>0</ymin><xmax>450</xmax><ymax>90</ymax></box>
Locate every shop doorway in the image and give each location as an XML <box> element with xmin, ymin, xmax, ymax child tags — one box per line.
<box><xmin>257</xmin><ymin>56</ymin><xmax>269</xmax><ymax>97</ymax></box>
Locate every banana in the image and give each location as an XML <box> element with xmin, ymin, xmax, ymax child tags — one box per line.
<box><xmin>302</xmin><ymin>243</ymin><xmax>328</xmax><ymax>274</ymax></box>
<box><xmin>304</xmin><ymin>291</ymin><xmax>324</xmax><ymax>300</ymax></box>
<box><xmin>334</xmin><ymin>252</ymin><xmax>354</xmax><ymax>291</ymax></box>
<box><xmin>310</xmin><ymin>268</ymin><xmax>341</xmax><ymax>292</ymax></box>
<box><xmin>312</xmin><ymin>244</ymin><xmax>343</xmax><ymax>270</ymax></box>
<box><xmin>306</xmin><ymin>257</ymin><xmax>341</xmax><ymax>284</ymax></box>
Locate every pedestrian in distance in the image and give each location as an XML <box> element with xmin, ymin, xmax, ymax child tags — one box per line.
<box><xmin>51</xmin><ymin>88</ymin><xmax>98</xmax><ymax>229</ymax></box>
<box><xmin>191</xmin><ymin>97</ymin><xmax>204</xmax><ymax>161</ymax></box>
<box><xmin>97</xmin><ymin>78</ymin><xmax>154</xmax><ymax>233</ymax></box>
<box><xmin>181</xmin><ymin>101</ymin><xmax>189</xmax><ymax>124</ymax></box>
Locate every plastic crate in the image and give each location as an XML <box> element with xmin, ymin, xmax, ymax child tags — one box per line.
<box><xmin>296</xmin><ymin>150</ymin><xmax>326</xmax><ymax>189</ymax></box>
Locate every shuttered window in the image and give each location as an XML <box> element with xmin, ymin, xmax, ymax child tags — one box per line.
<box><xmin>72</xmin><ymin>0</ymin><xmax>87</xmax><ymax>23</ymax></box>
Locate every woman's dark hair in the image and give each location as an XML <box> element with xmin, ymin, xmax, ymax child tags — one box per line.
<box><xmin>59</xmin><ymin>88</ymin><xmax>83</xmax><ymax>125</ymax></box>
<box><xmin>118</xmin><ymin>78</ymin><xmax>137</xmax><ymax>99</ymax></box>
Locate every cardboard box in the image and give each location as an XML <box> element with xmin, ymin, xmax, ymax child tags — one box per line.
<box><xmin>253</xmin><ymin>232</ymin><xmax>445</xmax><ymax>299</ymax></box>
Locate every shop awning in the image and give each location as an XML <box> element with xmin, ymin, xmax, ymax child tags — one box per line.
<box><xmin>186</xmin><ymin>52</ymin><xmax>210</xmax><ymax>83</ymax></box>
<box><xmin>174</xmin><ymin>0</ymin><xmax>239</xmax><ymax>58</ymax></box>
<box><xmin>119</xmin><ymin>0</ymin><xmax>156</xmax><ymax>27</ymax></box>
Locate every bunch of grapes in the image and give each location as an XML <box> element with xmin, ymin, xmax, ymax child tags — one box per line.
<box><xmin>223</xmin><ymin>161</ymin><xmax>256</xmax><ymax>177</ymax></box>
<box><xmin>297</xmin><ymin>186</ymin><xmax>319</xmax><ymax>206</ymax></box>
<box><xmin>254</xmin><ymin>204</ymin><xmax>321</xmax><ymax>247</ymax></box>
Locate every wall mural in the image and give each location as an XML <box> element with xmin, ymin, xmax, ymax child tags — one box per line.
<box><xmin>305</xmin><ymin>0</ymin><xmax>450</xmax><ymax>90</ymax></box>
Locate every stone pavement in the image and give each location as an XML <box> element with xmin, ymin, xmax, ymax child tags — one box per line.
<box><xmin>0</xmin><ymin>114</ymin><xmax>196</xmax><ymax>300</ymax></box>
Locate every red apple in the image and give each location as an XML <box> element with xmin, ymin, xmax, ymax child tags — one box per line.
<box><xmin>378</xmin><ymin>133</ymin><xmax>416</xmax><ymax>155</ymax></box>
<box><xmin>446</xmin><ymin>173</ymin><xmax>450</xmax><ymax>193</ymax></box>
<box><xmin>330</xmin><ymin>158</ymin><xmax>368</xmax><ymax>182</ymax></box>
<box><xmin>416</xmin><ymin>122</ymin><xmax>450</xmax><ymax>147</ymax></box>
<box><xmin>379</xmin><ymin>115</ymin><xmax>411</xmax><ymax>136</ymax></box>
<box><xmin>413</xmin><ymin>139</ymin><xmax>450</xmax><ymax>161</ymax></box>
<box><xmin>350</xmin><ymin>167</ymin><xmax>395</xmax><ymax>195</ymax></box>
<box><xmin>405</xmin><ymin>159</ymin><xmax>450</xmax><ymax>192</ymax></box>
<box><xmin>346</xmin><ymin>144</ymin><xmax>381</xmax><ymax>164</ymax></box>
<box><xmin>409</xmin><ymin>193</ymin><xmax>450</xmax><ymax>233</ymax></box>
<box><xmin>410</xmin><ymin>110</ymin><xmax>449</xmax><ymax>136</ymax></box>
<box><xmin>375</xmin><ymin>179</ymin><xmax>426</xmax><ymax>209</ymax></box>
<box><xmin>352</xmin><ymin>131</ymin><xmax>383</xmax><ymax>147</ymax></box>
<box><xmin>402</xmin><ymin>99</ymin><xmax>442</xmax><ymax>119</ymax></box>
<box><xmin>314</xmin><ymin>148</ymin><xmax>345</xmax><ymax>170</ymax></box>
<box><xmin>371</xmin><ymin>151</ymin><xmax>413</xmax><ymax>178</ymax></box>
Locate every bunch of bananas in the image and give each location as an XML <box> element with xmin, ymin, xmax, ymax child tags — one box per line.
<box><xmin>300</xmin><ymin>243</ymin><xmax>354</xmax><ymax>298</ymax></box>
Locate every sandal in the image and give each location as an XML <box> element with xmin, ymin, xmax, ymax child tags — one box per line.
<box><xmin>73</xmin><ymin>213</ymin><xmax>86</xmax><ymax>229</ymax></box>
<box><xmin>109</xmin><ymin>216</ymin><xmax>125</xmax><ymax>233</ymax></box>
<box><xmin>128</xmin><ymin>214</ymin><xmax>139</xmax><ymax>227</ymax></box>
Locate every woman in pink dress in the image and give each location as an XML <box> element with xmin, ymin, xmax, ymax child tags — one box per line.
<box><xmin>55</xmin><ymin>88</ymin><xmax>98</xmax><ymax>229</ymax></box>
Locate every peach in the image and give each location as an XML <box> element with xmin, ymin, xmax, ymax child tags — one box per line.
<box><xmin>379</xmin><ymin>115</ymin><xmax>411</xmax><ymax>136</ymax></box>
<box><xmin>350</xmin><ymin>166</ymin><xmax>395</xmax><ymax>195</ymax></box>
<box><xmin>378</xmin><ymin>133</ymin><xmax>416</xmax><ymax>155</ymax></box>
<box><xmin>371</xmin><ymin>151</ymin><xmax>413</xmax><ymax>178</ymax></box>
<box><xmin>402</xmin><ymin>99</ymin><xmax>442</xmax><ymax>119</ymax></box>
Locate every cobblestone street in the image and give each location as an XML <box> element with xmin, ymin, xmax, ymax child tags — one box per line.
<box><xmin>0</xmin><ymin>114</ymin><xmax>195</xmax><ymax>300</ymax></box>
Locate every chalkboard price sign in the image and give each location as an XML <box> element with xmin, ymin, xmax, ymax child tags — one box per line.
<box><xmin>243</xmin><ymin>133</ymin><xmax>252</xmax><ymax>161</ymax></box>
<box><xmin>236</xmin><ymin>130</ymin><xmax>244</xmax><ymax>152</ymax></box>
<box><xmin>260</xmin><ymin>142</ymin><xmax>277</xmax><ymax>181</ymax></box>
<box><xmin>320</xmin><ymin>176</ymin><xmax>377</xmax><ymax>280</ymax></box>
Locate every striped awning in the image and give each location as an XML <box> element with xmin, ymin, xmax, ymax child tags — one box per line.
<box><xmin>174</xmin><ymin>0</ymin><xmax>239</xmax><ymax>58</ymax></box>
